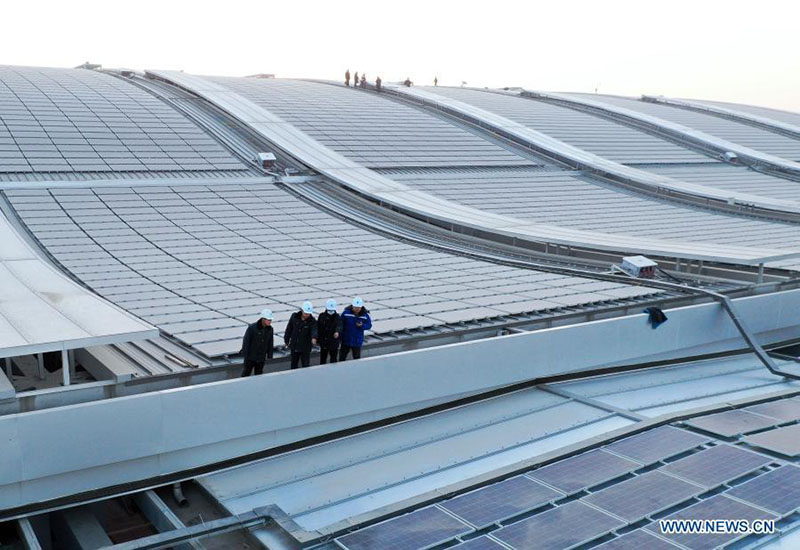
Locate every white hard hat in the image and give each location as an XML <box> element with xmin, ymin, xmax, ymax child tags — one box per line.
<box><xmin>352</xmin><ymin>296</ymin><xmax>364</xmax><ymax>307</ymax></box>
<box><xmin>302</xmin><ymin>301</ymin><xmax>314</xmax><ymax>314</ymax></box>
<box><xmin>259</xmin><ymin>308</ymin><xmax>273</xmax><ymax>320</ymax></box>
<box><xmin>326</xmin><ymin>299</ymin><xmax>337</xmax><ymax>311</ymax></box>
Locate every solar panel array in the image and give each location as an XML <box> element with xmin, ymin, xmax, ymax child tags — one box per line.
<box><xmin>594</xmin><ymin>530</ymin><xmax>680</xmax><ymax>550</ymax></box>
<box><xmin>646</xmin><ymin>495</ymin><xmax>776</xmax><ymax>550</ymax></box>
<box><xmin>492</xmin><ymin>501</ymin><xmax>624</xmax><ymax>550</ymax></box>
<box><xmin>661</xmin><ymin>444</ymin><xmax>772</xmax><ymax>488</ymax></box>
<box><xmin>0</xmin><ymin>65</ymin><xmax>246</xmax><ymax>176</ymax></box>
<box><xmin>336</xmin><ymin>506</ymin><xmax>471</xmax><ymax>550</ymax></box>
<box><xmin>387</xmin><ymin>168</ymin><xmax>800</xmax><ymax>256</ymax></box>
<box><xmin>603</xmin><ymin>426</ymin><xmax>710</xmax><ymax>464</ymax></box>
<box><xmin>424</xmin><ymin>86</ymin><xmax>713</xmax><ymax>165</ymax></box>
<box><xmin>440</xmin><ymin>476</ymin><xmax>562</xmax><ymax>528</ymax></box>
<box><xmin>4</xmin><ymin>184</ymin><xmax>655</xmax><ymax>357</ymax></box>
<box><xmin>745</xmin><ymin>424</ymin><xmax>800</xmax><ymax>457</ymax></box>
<box><xmin>329</xmin><ymin>414</ymin><xmax>800</xmax><ymax>550</ymax></box>
<box><xmin>527</xmin><ymin>449</ymin><xmax>640</xmax><ymax>493</ymax></box>
<box><xmin>685</xmin><ymin>409</ymin><xmax>780</xmax><ymax>437</ymax></box>
<box><xmin>207</xmin><ymin>77</ymin><xmax>538</xmax><ymax>169</ymax></box>
<box><xmin>583</xmin><ymin>470</ymin><xmax>701</xmax><ymax>522</ymax></box>
<box><xmin>576</xmin><ymin>93</ymin><xmax>800</xmax><ymax>162</ymax></box>
<box><xmin>744</xmin><ymin>397</ymin><xmax>800</xmax><ymax>422</ymax></box>
<box><xmin>451</xmin><ymin>537</ymin><xmax>506</xmax><ymax>550</ymax></box>
<box><xmin>728</xmin><ymin>465</ymin><xmax>800</xmax><ymax>515</ymax></box>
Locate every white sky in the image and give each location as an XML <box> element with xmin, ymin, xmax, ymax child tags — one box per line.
<box><xmin>4</xmin><ymin>0</ymin><xmax>799</xmax><ymax>112</ymax></box>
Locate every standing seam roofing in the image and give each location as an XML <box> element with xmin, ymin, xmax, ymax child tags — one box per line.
<box><xmin>205</xmin><ymin>77</ymin><xmax>539</xmax><ymax>169</ymax></box>
<box><xmin>0</xmin><ymin>66</ymin><xmax>247</xmax><ymax>176</ymax></box>
<box><xmin>572</xmin><ymin>93</ymin><xmax>800</xmax><ymax>161</ymax></box>
<box><xmin>4</xmin><ymin>183</ymin><xmax>655</xmax><ymax>357</ymax></box>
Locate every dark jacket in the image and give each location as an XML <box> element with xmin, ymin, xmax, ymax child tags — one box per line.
<box><xmin>240</xmin><ymin>321</ymin><xmax>274</xmax><ymax>363</ymax></box>
<box><xmin>317</xmin><ymin>310</ymin><xmax>343</xmax><ymax>349</ymax></box>
<box><xmin>284</xmin><ymin>311</ymin><xmax>318</xmax><ymax>353</ymax></box>
<box><xmin>341</xmin><ymin>305</ymin><xmax>372</xmax><ymax>348</ymax></box>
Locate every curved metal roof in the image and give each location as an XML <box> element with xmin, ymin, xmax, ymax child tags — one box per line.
<box><xmin>0</xmin><ymin>66</ymin><xmax>248</xmax><ymax>177</ymax></box>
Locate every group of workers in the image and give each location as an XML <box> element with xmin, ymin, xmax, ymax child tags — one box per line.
<box><xmin>240</xmin><ymin>297</ymin><xmax>373</xmax><ymax>377</ymax></box>
<box><xmin>345</xmin><ymin>70</ymin><xmax>371</xmax><ymax>89</ymax></box>
<box><xmin>344</xmin><ymin>70</ymin><xmax>439</xmax><ymax>90</ymax></box>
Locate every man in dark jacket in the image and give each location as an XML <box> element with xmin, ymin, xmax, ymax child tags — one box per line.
<box><xmin>345</xmin><ymin>69</ymin><xmax>351</xmax><ymax>86</ymax></box>
<box><xmin>317</xmin><ymin>299</ymin><xmax>342</xmax><ymax>364</ymax></box>
<box><xmin>240</xmin><ymin>308</ymin><xmax>274</xmax><ymax>376</ymax></box>
<box><xmin>339</xmin><ymin>297</ymin><xmax>372</xmax><ymax>361</ymax></box>
<box><xmin>284</xmin><ymin>301</ymin><xmax>318</xmax><ymax>369</ymax></box>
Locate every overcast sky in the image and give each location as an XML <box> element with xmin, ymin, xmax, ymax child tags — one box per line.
<box><xmin>4</xmin><ymin>0</ymin><xmax>799</xmax><ymax>112</ymax></box>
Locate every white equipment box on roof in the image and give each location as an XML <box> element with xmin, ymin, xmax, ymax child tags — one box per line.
<box><xmin>621</xmin><ymin>255</ymin><xmax>658</xmax><ymax>278</ymax></box>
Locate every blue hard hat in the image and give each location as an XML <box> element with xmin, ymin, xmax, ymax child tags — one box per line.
<box><xmin>352</xmin><ymin>296</ymin><xmax>364</xmax><ymax>307</ymax></box>
<box><xmin>326</xmin><ymin>299</ymin><xmax>337</xmax><ymax>311</ymax></box>
<box><xmin>302</xmin><ymin>301</ymin><xmax>314</xmax><ymax>314</ymax></box>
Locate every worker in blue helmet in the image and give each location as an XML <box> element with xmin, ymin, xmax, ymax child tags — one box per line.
<box><xmin>339</xmin><ymin>297</ymin><xmax>372</xmax><ymax>361</ymax></box>
<box><xmin>240</xmin><ymin>308</ymin><xmax>274</xmax><ymax>376</ymax></box>
<box><xmin>284</xmin><ymin>301</ymin><xmax>318</xmax><ymax>369</ymax></box>
<box><xmin>317</xmin><ymin>299</ymin><xmax>343</xmax><ymax>365</ymax></box>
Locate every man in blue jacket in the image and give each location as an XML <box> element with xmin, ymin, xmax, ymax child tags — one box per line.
<box><xmin>339</xmin><ymin>297</ymin><xmax>372</xmax><ymax>361</ymax></box>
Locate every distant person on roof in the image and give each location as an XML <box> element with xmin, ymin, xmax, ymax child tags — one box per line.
<box><xmin>375</xmin><ymin>76</ymin><xmax>382</xmax><ymax>91</ymax></box>
<box><xmin>360</xmin><ymin>74</ymin><xmax>367</xmax><ymax>88</ymax></box>
<box><xmin>353</xmin><ymin>72</ymin><xmax>359</xmax><ymax>87</ymax></box>
<box><xmin>317</xmin><ymin>299</ymin><xmax>343</xmax><ymax>364</ymax></box>
<box><xmin>284</xmin><ymin>301</ymin><xmax>318</xmax><ymax>369</ymax></box>
<box><xmin>339</xmin><ymin>297</ymin><xmax>372</xmax><ymax>361</ymax></box>
<box><xmin>434</xmin><ymin>76</ymin><xmax>438</xmax><ymax>86</ymax></box>
<box><xmin>345</xmin><ymin>69</ymin><xmax>351</xmax><ymax>86</ymax></box>
<box><xmin>240</xmin><ymin>308</ymin><xmax>274</xmax><ymax>377</ymax></box>
<box><xmin>403</xmin><ymin>77</ymin><xmax>412</xmax><ymax>87</ymax></box>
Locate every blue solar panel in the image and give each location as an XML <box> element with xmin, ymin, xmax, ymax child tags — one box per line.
<box><xmin>727</xmin><ymin>465</ymin><xmax>800</xmax><ymax>515</ymax></box>
<box><xmin>583</xmin><ymin>471</ymin><xmax>701</xmax><ymax>522</ymax></box>
<box><xmin>662</xmin><ymin>445</ymin><xmax>771</xmax><ymax>488</ymax></box>
<box><xmin>594</xmin><ymin>529</ymin><xmax>680</xmax><ymax>549</ymax></box>
<box><xmin>527</xmin><ymin>449</ymin><xmax>639</xmax><ymax>493</ymax></box>
<box><xmin>336</xmin><ymin>506</ymin><xmax>471</xmax><ymax>550</ymax></box>
<box><xmin>450</xmin><ymin>536</ymin><xmax>506</xmax><ymax>550</ymax></box>
<box><xmin>441</xmin><ymin>475</ymin><xmax>562</xmax><ymax>527</ymax></box>
<box><xmin>603</xmin><ymin>426</ymin><xmax>709</xmax><ymax>464</ymax></box>
<box><xmin>647</xmin><ymin>495</ymin><xmax>776</xmax><ymax>550</ymax></box>
<box><xmin>493</xmin><ymin>501</ymin><xmax>624</xmax><ymax>550</ymax></box>
<box><xmin>686</xmin><ymin>410</ymin><xmax>778</xmax><ymax>437</ymax></box>
<box><xmin>745</xmin><ymin>398</ymin><xmax>800</xmax><ymax>422</ymax></box>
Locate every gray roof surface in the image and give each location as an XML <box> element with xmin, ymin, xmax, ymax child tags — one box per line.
<box><xmin>572</xmin><ymin>93</ymin><xmax>800</xmax><ymax>161</ymax></box>
<box><xmin>422</xmin><ymin>86</ymin><xmax>713</xmax><ymax>165</ymax></box>
<box><xmin>3</xmin><ymin>183</ymin><xmax>656</xmax><ymax>357</ymax></box>
<box><xmin>386</xmin><ymin>167</ymin><xmax>800</xmax><ymax>265</ymax></box>
<box><xmin>206</xmin><ymin>77</ymin><xmax>538</xmax><ymax>169</ymax></box>
<box><xmin>645</xmin><ymin>163</ymin><xmax>800</xmax><ymax>201</ymax></box>
<box><xmin>692</xmin><ymin>99</ymin><xmax>800</xmax><ymax>129</ymax></box>
<box><xmin>0</xmin><ymin>66</ymin><xmax>247</xmax><ymax>177</ymax></box>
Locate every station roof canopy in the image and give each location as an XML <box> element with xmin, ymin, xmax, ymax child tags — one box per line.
<box><xmin>0</xmin><ymin>209</ymin><xmax>158</xmax><ymax>359</ymax></box>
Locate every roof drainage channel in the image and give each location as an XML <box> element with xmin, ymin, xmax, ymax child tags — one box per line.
<box><xmin>382</xmin><ymin>84</ymin><xmax>800</xmax><ymax>219</ymax></box>
<box><xmin>144</xmin><ymin>71</ymin><xmax>797</xmax><ymax>266</ymax></box>
<box><xmin>526</xmin><ymin>90</ymin><xmax>800</xmax><ymax>179</ymax></box>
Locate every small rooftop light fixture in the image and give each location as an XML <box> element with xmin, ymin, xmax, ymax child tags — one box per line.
<box><xmin>255</xmin><ymin>152</ymin><xmax>277</xmax><ymax>170</ymax></box>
